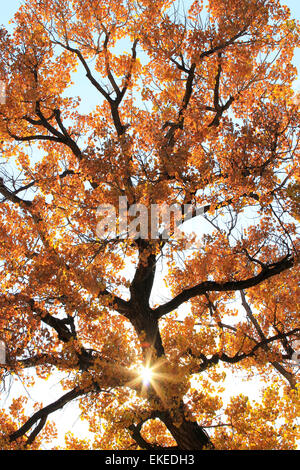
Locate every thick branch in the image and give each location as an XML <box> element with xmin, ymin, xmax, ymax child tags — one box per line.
<box><xmin>0</xmin><ymin>179</ymin><xmax>32</xmax><ymax>207</ymax></box>
<box><xmin>128</xmin><ymin>421</ymin><xmax>177</xmax><ymax>450</ymax></box>
<box><xmin>158</xmin><ymin>404</ymin><xmax>214</xmax><ymax>450</ymax></box>
<box><xmin>240</xmin><ymin>290</ymin><xmax>297</xmax><ymax>388</ymax></box>
<box><xmin>54</xmin><ymin>40</ymin><xmax>112</xmax><ymax>102</ymax></box>
<box><xmin>154</xmin><ymin>255</ymin><xmax>294</xmax><ymax>318</ymax></box>
<box><xmin>163</xmin><ymin>63</ymin><xmax>196</xmax><ymax>145</ymax></box>
<box><xmin>27</xmin><ymin>297</ymin><xmax>76</xmax><ymax>343</ymax></box>
<box><xmin>197</xmin><ymin>328</ymin><xmax>300</xmax><ymax>373</ymax></box>
<box><xmin>200</xmin><ymin>26</ymin><xmax>249</xmax><ymax>59</ymax></box>
<box><xmin>9</xmin><ymin>386</ymin><xmax>85</xmax><ymax>445</ymax></box>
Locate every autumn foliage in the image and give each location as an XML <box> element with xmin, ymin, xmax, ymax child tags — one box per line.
<box><xmin>0</xmin><ymin>0</ymin><xmax>299</xmax><ymax>450</ymax></box>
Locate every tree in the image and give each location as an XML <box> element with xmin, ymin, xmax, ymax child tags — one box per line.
<box><xmin>0</xmin><ymin>0</ymin><xmax>299</xmax><ymax>451</ymax></box>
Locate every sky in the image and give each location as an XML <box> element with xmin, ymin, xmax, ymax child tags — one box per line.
<box><xmin>0</xmin><ymin>0</ymin><xmax>299</xmax><ymax>449</ymax></box>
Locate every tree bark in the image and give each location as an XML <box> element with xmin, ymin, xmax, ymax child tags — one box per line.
<box><xmin>160</xmin><ymin>409</ymin><xmax>213</xmax><ymax>450</ymax></box>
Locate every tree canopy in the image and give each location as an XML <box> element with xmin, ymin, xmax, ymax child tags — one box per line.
<box><xmin>0</xmin><ymin>0</ymin><xmax>299</xmax><ymax>450</ymax></box>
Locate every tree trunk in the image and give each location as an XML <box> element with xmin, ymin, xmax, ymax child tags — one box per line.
<box><xmin>161</xmin><ymin>411</ymin><xmax>214</xmax><ymax>450</ymax></box>
<box><xmin>128</xmin><ymin>303</ymin><xmax>165</xmax><ymax>357</ymax></box>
